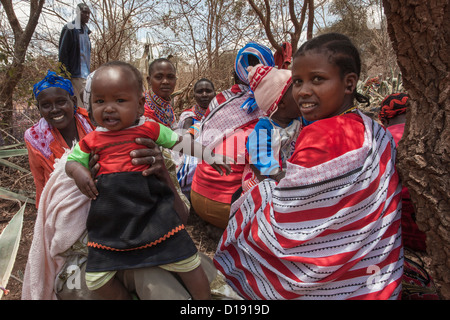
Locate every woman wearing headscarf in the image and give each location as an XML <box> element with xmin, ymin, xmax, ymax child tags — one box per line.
<box><xmin>24</xmin><ymin>70</ymin><xmax>95</xmax><ymax>208</ymax></box>
<box><xmin>190</xmin><ymin>42</ymin><xmax>275</xmax><ymax>230</ymax></box>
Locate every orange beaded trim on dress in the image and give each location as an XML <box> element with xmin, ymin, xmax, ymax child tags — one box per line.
<box><xmin>87</xmin><ymin>224</ymin><xmax>186</xmax><ymax>252</ymax></box>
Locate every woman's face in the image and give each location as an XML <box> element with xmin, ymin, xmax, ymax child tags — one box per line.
<box><xmin>194</xmin><ymin>81</ymin><xmax>215</xmax><ymax>109</ymax></box>
<box><xmin>37</xmin><ymin>87</ymin><xmax>77</xmax><ymax>130</ymax></box>
<box><xmin>147</xmin><ymin>61</ymin><xmax>177</xmax><ymax>101</ymax></box>
<box><xmin>291</xmin><ymin>51</ymin><xmax>356</xmax><ymax>122</ymax></box>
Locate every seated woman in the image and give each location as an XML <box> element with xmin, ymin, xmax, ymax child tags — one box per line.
<box><xmin>178</xmin><ymin>78</ymin><xmax>216</xmax><ymax>133</ymax></box>
<box><xmin>176</xmin><ymin>79</ymin><xmax>216</xmax><ymax>196</ymax></box>
<box><xmin>214</xmin><ymin>33</ymin><xmax>404</xmax><ymax>300</ymax></box>
<box><xmin>24</xmin><ymin>70</ymin><xmax>95</xmax><ymax>208</ymax></box>
<box><xmin>191</xmin><ymin>42</ymin><xmax>275</xmax><ymax>230</ymax></box>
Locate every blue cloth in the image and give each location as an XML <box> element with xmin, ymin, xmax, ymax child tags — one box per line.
<box><xmin>235</xmin><ymin>42</ymin><xmax>275</xmax><ymax>114</ymax></box>
<box><xmin>246</xmin><ymin>118</ymin><xmax>285</xmax><ymax>176</ymax></box>
<box><xmin>33</xmin><ymin>70</ymin><xmax>75</xmax><ymax>99</ymax></box>
<box><xmin>78</xmin><ymin>25</ymin><xmax>91</xmax><ymax>78</ymax></box>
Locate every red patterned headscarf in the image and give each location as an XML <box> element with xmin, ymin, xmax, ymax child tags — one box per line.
<box><xmin>378</xmin><ymin>92</ymin><xmax>409</xmax><ymax>122</ymax></box>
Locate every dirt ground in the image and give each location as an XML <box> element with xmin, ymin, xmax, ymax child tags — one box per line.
<box><xmin>0</xmin><ymin>155</ymin><xmax>221</xmax><ymax>300</ymax></box>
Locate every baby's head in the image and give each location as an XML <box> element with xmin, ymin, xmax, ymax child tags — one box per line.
<box><xmin>292</xmin><ymin>33</ymin><xmax>369</xmax><ymax>121</ymax></box>
<box><xmin>90</xmin><ymin>61</ymin><xmax>145</xmax><ymax>131</ymax></box>
<box><xmin>247</xmin><ymin>64</ymin><xmax>299</xmax><ymax>123</ymax></box>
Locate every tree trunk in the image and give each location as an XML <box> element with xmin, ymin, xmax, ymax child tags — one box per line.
<box><xmin>382</xmin><ymin>0</ymin><xmax>450</xmax><ymax>298</ymax></box>
<box><xmin>0</xmin><ymin>0</ymin><xmax>45</xmax><ymax>140</ymax></box>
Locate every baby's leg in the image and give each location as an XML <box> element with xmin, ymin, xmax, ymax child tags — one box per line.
<box><xmin>85</xmin><ymin>271</ymin><xmax>131</xmax><ymax>300</ymax></box>
<box><xmin>92</xmin><ymin>275</ymin><xmax>132</xmax><ymax>300</ymax></box>
<box><xmin>177</xmin><ymin>266</ymin><xmax>211</xmax><ymax>300</ymax></box>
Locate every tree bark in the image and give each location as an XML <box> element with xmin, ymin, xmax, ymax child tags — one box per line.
<box><xmin>382</xmin><ymin>0</ymin><xmax>450</xmax><ymax>299</ymax></box>
<box><xmin>0</xmin><ymin>0</ymin><xmax>45</xmax><ymax>138</ymax></box>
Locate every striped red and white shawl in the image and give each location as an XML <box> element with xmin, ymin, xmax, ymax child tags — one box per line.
<box><xmin>214</xmin><ymin>112</ymin><xmax>404</xmax><ymax>300</ymax></box>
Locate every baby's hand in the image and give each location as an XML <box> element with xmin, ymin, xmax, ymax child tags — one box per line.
<box><xmin>73</xmin><ymin>168</ymin><xmax>99</xmax><ymax>200</ymax></box>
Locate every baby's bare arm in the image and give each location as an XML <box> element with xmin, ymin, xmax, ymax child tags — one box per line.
<box><xmin>66</xmin><ymin>161</ymin><xmax>99</xmax><ymax>200</ymax></box>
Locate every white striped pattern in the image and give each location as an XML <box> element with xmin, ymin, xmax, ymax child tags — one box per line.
<box><xmin>214</xmin><ymin>112</ymin><xmax>404</xmax><ymax>300</ymax></box>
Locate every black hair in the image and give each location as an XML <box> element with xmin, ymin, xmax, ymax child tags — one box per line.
<box><xmin>77</xmin><ymin>3</ymin><xmax>89</xmax><ymax>10</ymax></box>
<box><xmin>193</xmin><ymin>78</ymin><xmax>215</xmax><ymax>91</ymax></box>
<box><xmin>97</xmin><ymin>60</ymin><xmax>144</xmax><ymax>94</ymax></box>
<box><xmin>148</xmin><ymin>58</ymin><xmax>176</xmax><ymax>76</ymax></box>
<box><xmin>294</xmin><ymin>33</ymin><xmax>370</xmax><ymax>106</ymax></box>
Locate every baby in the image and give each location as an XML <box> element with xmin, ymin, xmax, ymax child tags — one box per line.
<box><xmin>243</xmin><ymin>64</ymin><xmax>301</xmax><ymax>192</ymax></box>
<box><xmin>66</xmin><ymin>61</ymin><xmax>230</xmax><ymax>299</ymax></box>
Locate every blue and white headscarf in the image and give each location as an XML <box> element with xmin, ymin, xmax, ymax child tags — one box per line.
<box><xmin>33</xmin><ymin>70</ymin><xmax>74</xmax><ymax>99</ymax></box>
<box><xmin>234</xmin><ymin>42</ymin><xmax>274</xmax><ymax>114</ymax></box>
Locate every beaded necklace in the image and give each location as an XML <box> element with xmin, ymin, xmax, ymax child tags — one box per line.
<box><xmin>339</xmin><ymin>106</ymin><xmax>358</xmax><ymax>116</ymax></box>
<box><xmin>193</xmin><ymin>104</ymin><xmax>207</xmax><ymax>120</ymax></box>
<box><xmin>144</xmin><ymin>89</ymin><xmax>175</xmax><ymax>127</ymax></box>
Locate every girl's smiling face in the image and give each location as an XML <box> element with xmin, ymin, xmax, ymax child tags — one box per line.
<box><xmin>291</xmin><ymin>50</ymin><xmax>357</xmax><ymax>122</ymax></box>
<box><xmin>91</xmin><ymin>66</ymin><xmax>145</xmax><ymax>131</ymax></box>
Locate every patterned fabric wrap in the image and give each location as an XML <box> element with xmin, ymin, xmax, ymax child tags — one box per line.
<box><xmin>214</xmin><ymin>112</ymin><xmax>404</xmax><ymax>300</ymax></box>
<box><xmin>234</xmin><ymin>42</ymin><xmax>275</xmax><ymax>114</ymax></box>
<box><xmin>247</xmin><ymin>64</ymin><xmax>292</xmax><ymax>117</ymax></box>
<box><xmin>198</xmin><ymin>84</ymin><xmax>264</xmax><ymax>149</ymax></box>
<box><xmin>33</xmin><ymin>70</ymin><xmax>74</xmax><ymax>99</ymax></box>
<box><xmin>378</xmin><ymin>92</ymin><xmax>409</xmax><ymax>122</ymax></box>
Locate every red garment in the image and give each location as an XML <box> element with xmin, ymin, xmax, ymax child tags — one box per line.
<box><xmin>290</xmin><ymin>113</ymin><xmax>365</xmax><ymax>167</ymax></box>
<box><xmin>387</xmin><ymin>123</ymin><xmax>426</xmax><ymax>251</ymax></box>
<box><xmin>192</xmin><ymin>84</ymin><xmax>263</xmax><ymax>204</ymax></box>
<box><xmin>24</xmin><ymin>108</ymin><xmax>94</xmax><ymax>207</ymax></box>
<box><xmin>274</xmin><ymin>42</ymin><xmax>292</xmax><ymax>70</ymax></box>
<box><xmin>77</xmin><ymin>120</ymin><xmax>172</xmax><ymax>177</ymax></box>
<box><xmin>192</xmin><ymin>120</ymin><xmax>258</xmax><ymax>204</ymax></box>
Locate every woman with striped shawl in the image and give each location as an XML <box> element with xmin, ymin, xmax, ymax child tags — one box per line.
<box><xmin>214</xmin><ymin>33</ymin><xmax>404</xmax><ymax>300</ymax></box>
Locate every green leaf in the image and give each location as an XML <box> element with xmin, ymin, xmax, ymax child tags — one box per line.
<box><xmin>0</xmin><ymin>148</ymin><xmax>28</xmax><ymax>159</ymax></box>
<box><xmin>0</xmin><ymin>158</ymin><xmax>30</xmax><ymax>173</ymax></box>
<box><xmin>0</xmin><ymin>143</ymin><xmax>25</xmax><ymax>150</ymax></box>
<box><xmin>0</xmin><ymin>187</ymin><xmax>35</xmax><ymax>205</ymax></box>
<box><xmin>0</xmin><ymin>203</ymin><xmax>25</xmax><ymax>299</ymax></box>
